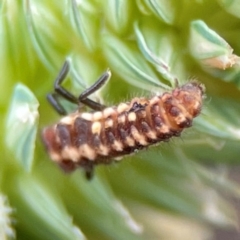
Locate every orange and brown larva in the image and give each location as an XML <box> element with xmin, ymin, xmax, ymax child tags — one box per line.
<box><xmin>42</xmin><ymin>60</ymin><xmax>205</xmax><ymax>179</ymax></box>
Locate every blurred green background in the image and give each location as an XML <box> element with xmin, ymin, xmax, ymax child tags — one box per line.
<box><xmin>1</xmin><ymin>0</ymin><xmax>240</xmax><ymax>239</ymax></box>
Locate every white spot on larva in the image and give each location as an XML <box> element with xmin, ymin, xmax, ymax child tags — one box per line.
<box><xmin>93</xmin><ymin>111</ymin><xmax>103</xmax><ymax>121</ymax></box>
<box><xmin>105</xmin><ymin>118</ymin><xmax>114</xmax><ymax>128</ymax></box>
<box><xmin>193</xmin><ymin>101</ymin><xmax>200</xmax><ymax>110</ymax></box>
<box><xmin>81</xmin><ymin>112</ymin><xmax>93</xmax><ymax>121</ymax></box>
<box><xmin>60</xmin><ymin>115</ymin><xmax>75</xmax><ymax>125</ymax></box>
<box><xmin>50</xmin><ymin>151</ymin><xmax>62</xmax><ymax>162</ymax></box>
<box><xmin>91</xmin><ymin>121</ymin><xmax>102</xmax><ymax>135</ymax></box>
<box><xmin>61</xmin><ymin>147</ymin><xmax>79</xmax><ymax>162</ymax></box>
<box><xmin>125</xmin><ymin>136</ymin><xmax>135</xmax><ymax>147</ymax></box>
<box><xmin>128</xmin><ymin>112</ymin><xmax>136</xmax><ymax>122</ymax></box>
<box><xmin>79</xmin><ymin>144</ymin><xmax>96</xmax><ymax>160</ymax></box>
<box><xmin>112</xmin><ymin>140</ymin><xmax>123</xmax><ymax>151</ymax></box>
<box><xmin>98</xmin><ymin>144</ymin><xmax>109</xmax><ymax>156</ymax></box>
<box><xmin>103</xmin><ymin>107</ymin><xmax>116</xmax><ymax>118</ymax></box>
<box><xmin>117</xmin><ymin>103</ymin><xmax>129</xmax><ymax>113</ymax></box>
<box><xmin>118</xmin><ymin>114</ymin><xmax>126</xmax><ymax>124</ymax></box>
<box><xmin>146</xmin><ymin>130</ymin><xmax>157</xmax><ymax>140</ymax></box>
<box><xmin>131</xmin><ymin>126</ymin><xmax>148</xmax><ymax>145</ymax></box>
<box><xmin>158</xmin><ymin>124</ymin><xmax>170</xmax><ymax>133</ymax></box>
<box><xmin>175</xmin><ymin>114</ymin><xmax>188</xmax><ymax>126</ymax></box>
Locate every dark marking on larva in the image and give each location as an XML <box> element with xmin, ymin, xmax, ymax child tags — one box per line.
<box><xmin>129</xmin><ymin>101</ymin><xmax>147</xmax><ymax>112</ymax></box>
<box><xmin>169</xmin><ymin>106</ymin><xmax>180</xmax><ymax>117</ymax></box>
<box><xmin>119</xmin><ymin>128</ymin><xmax>128</xmax><ymax>141</ymax></box>
<box><xmin>92</xmin><ymin>135</ymin><xmax>101</xmax><ymax>148</ymax></box>
<box><xmin>56</xmin><ymin>124</ymin><xmax>72</xmax><ymax>148</ymax></box>
<box><xmin>42</xmin><ymin>128</ymin><xmax>58</xmax><ymax>152</ymax></box>
<box><xmin>106</xmin><ymin>130</ymin><xmax>115</xmax><ymax>145</ymax></box>
<box><xmin>178</xmin><ymin>117</ymin><xmax>192</xmax><ymax>128</ymax></box>
<box><xmin>42</xmin><ymin>60</ymin><xmax>205</xmax><ymax>180</ymax></box>
<box><xmin>58</xmin><ymin>160</ymin><xmax>76</xmax><ymax>173</ymax></box>
<box><xmin>140</xmin><ymin>121</ymin><xmax>151</xmax><ymax>133</ymax></box>
<box><xmin>73</xmin><ymin>117</ymin><xmax>90</xmax><ymax>147</ymax></box>
<box><xmin>154</xmin><ymin>116</ymin><xmax>163</xmax><ymax>127</ymax></box>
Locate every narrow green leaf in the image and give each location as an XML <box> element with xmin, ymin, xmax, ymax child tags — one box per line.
<box><xmin>17</xmin><ymin>177</ymin><xmax>85</xmax><ymax>240</ymax></box>
<box><xmin>143</xmin><ymin>0</ymin><xmax>176</xmax><ymax>24</ymax></box>
<box><xmin>134</xmin><ymin>22</ymin><xmax>169</xmax><ymax>70</ymax></box>
<box><xmin>179</xmin><ymin>132</ymin><xmax>240</xmax><ymax>164</ymax></box>
<box><xmin>136</xmin><ymin>0</ymin><xmax>152</xmax><ymax>15</ymax></box>
<box><xmin>103</xmin><ymin>33</ymin><xmax>169</xmax><ymax>89</ymax></box>
<box><xmin>0</xmin><ymin>0</ymin><xmax>41</xmax><ymax>102</ymax></box>
<box><xmin>106</xmin><ymin>147</ymin><xmax>237</xmax><ymax>227</ymax></box>
<box><xmin>69</xmin><ymin>0</ymin><xmax>100</xmax><ymax>51</ymax></box>
<box><xmin>208</xmin><ymin>66</ymin><xmax>240</xmax><ymax>88</ymax></box>
<box><xmin>103</xmin><ymin>0</ymin><xmax>132</xmax><ymax>34</ymax></box>
<box><xmin>64</xmin><ymin>174</ymin><xmax>144</xmax><ymax>240</ymax></box>
<box><xmin>195</xmin><ymin>97</ymin><xmax>240</xmax><ymax>141</ymax></box>
<box><xmin>134</xmin><ymin>21</ymin><xmax>187</xmax><ymax>85</ymax></box>
<box><xmin>68</xmin><ymin>54</ymin><xmax>100</xmax><ymax>90</ymax></box>
<box><xmin>25</xmin><ymin>0</ymin><xmax>75</xmax><ymax>70</ymax></box>
<box><xmin>217</xmin><ymin>0</ymin><xmax>240</xmax><ymax>18</ymax></box>
<box><xmin>6</xmin><ymin>83</ymin><xmax>39</xmax><ymax>171</ymax></box>
<box><xmin>128</xmin><ymin>202</ymin><xmax>212</xmax><ymax>240</ymax></box>
<box><xmin>189</xmin><ymin>20</ymin><xmax>239</xmax><ymax>69</ymax></box>
<box><xmin>25</xmin><ymin>0</ymin><xmax>55</xmax><ymax>70</ymax></box>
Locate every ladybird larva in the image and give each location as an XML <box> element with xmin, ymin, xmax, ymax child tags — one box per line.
<box><xmin>42</xmin><ymin>61</ymin><xmax>205</xmax><ymax>179</ymax></box>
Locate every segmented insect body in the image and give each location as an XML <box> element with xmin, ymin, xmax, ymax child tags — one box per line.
<box><xmin>42</xmin><ymin>61</ymin><xmax>205</xmax><ymax>179</ymax></box>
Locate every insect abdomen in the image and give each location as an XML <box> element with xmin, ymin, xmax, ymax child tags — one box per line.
<box><xmin>42</xmin><ymin>81</ymin><xmax>204</xmax><ymax>172</ymax></box>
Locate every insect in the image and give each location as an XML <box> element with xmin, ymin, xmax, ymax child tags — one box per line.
<box><xmin>42</xmin><ymin>60</ymin><xmax>205</xmax><ymax>180</ymax></box>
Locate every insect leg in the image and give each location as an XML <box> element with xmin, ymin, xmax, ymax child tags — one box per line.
<box><xmin>53</xmin><ymin>60</ymin><xmax>79</xmax><ymax>104</ymax></box>
<box><xmin>78</xmin><ymin>69</ymin><xmax>111</xmax><ymax>110</ymax></box>
<box><xmin>47</xmin><ymin>93</ymin><xmax>67</xmax><ymax>116</ymax></box>
<box><xmin>80</xmin><ymin>98</ymin><xmax>106</xmax><ymax>111</ymax></box>
<box><xmin>84</xmin><ymin>165</ymin><xmax>94</xmax><ymax>180</ymax></box>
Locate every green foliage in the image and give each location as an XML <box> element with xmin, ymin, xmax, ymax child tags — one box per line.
<box><xmin>6</xmin><ymin>83</ymin><xmax>39</xmax><ymax>171</ymax></box>
<box><xmin>1</xmin><ymin>0</ymin><xmax>240</xmax><ymax>239</ymax></box>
